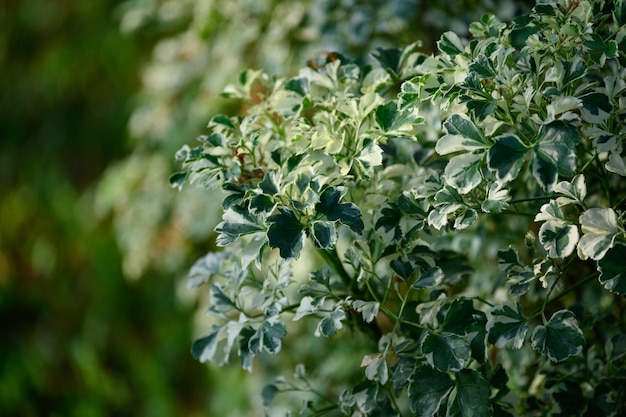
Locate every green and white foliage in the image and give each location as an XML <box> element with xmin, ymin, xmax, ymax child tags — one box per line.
<box><xmin>99</xmin><ymin>0</ymin><xmax>532</xmax><ymax>278</ymax></box>
<box><xmin>174</xmin><ymin>1</ymin><xmax>626</xmax><ymax>415</ymax></box>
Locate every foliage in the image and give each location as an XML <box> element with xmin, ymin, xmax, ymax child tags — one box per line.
<box><xmin>98</xmin><ymin>0</ymin><xmax>532</xmax><ymax>279</ymax></box>
<box><xmin>174</xmin><ymin>0</ymin><xmax>626</xmax><ymax>415</ymax></box>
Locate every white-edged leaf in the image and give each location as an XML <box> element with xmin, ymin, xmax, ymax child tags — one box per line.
<box><xmin>553</xmin><ymin>174</ymin><xmax>587</xmax><ymax>206</ymax></box>
<box><xmin>539</xmin><ymin>221</ymin><xmax>579</xmax><ymax>259</ymax></box>
<box><xmin>486</xmin><ymin>303</ymin><xmax>530</xmax><ymax>349</ymax></box>
<box><xmin>578</xmin><ymin>208</ymin><xmax>620</xmax><ymax>260</ymax></box>
<box><xmin>352</xmin><ymin>300</ymin><xmax>380</xmax><ymax>323</ymax></box>
<box><xmin>531</xmin><ymin>309</ymin><xmax>585</xmax><ymax>362</ymax></box>
<box><xmin>443</xmin><ymin>153</ymin><xmax>485</xmax><ymax>194</ymax></box>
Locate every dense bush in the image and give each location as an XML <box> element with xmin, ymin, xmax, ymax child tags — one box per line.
<box><xmin>98</xmin><ymin>0</ymin><xmax>531</xmax><ymax>279</ymax></box>
<box><xmin>174</xmin><ymin>0</ymin><xmax>626</xmax><ymax>415</ymax></box>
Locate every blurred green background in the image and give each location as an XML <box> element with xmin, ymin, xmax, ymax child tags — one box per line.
<box><xmin>0</xmin><ymin>1</ymin><xmax>531</xmax><ymax>416</ymax></box>
<box><xmin>0</xmin><ymin>1</ymin><xmax>222</xmax><ymax>416</ymax></box>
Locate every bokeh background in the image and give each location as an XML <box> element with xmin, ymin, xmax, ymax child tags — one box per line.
<box><xmin>1</xmin><ymin>1</ymin><xmax>531</xmax><ymax>416</ymax></box>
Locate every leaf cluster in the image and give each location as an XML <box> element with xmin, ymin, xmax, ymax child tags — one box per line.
<box><xmin>174</xmin><ymin>1</ymin><xmax>626</xmax><ymax>415</ymax></box>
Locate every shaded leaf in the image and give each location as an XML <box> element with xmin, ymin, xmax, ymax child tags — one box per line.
<box><xmin>447</xmin><ymin>369</ymin><xmax>493</xmax><ymax>417</ymax></box>
<box><xmin>316</xmin><ymin>305</ymin><xmax>346</xmax><ymax>337</ymax></box>
<box><xmin>408</xmin><ymin>365</ymin><xmax>454</xmax><ymax>417</ymax></box>
<box><xmin>316</xmin><ymin>187</ymin><xmax>364</xmax><ymax>233</ymax></box>
<box><xmin>534</xmin><ymin>121</ymin><xmax>579</xmax><ymax>179</ymax></box>
<box><xmin>531</xmin><ymin>309</ymin><xmax>585</xmax><ymax>362</ymax></box>
<box><xmin>412</xmin><ymin>267</ymin><xmax>445</xmax><ymax>290</ymax></box>
<box><xmin>442</xmin><ymin>298</ymin><xmax>478</xmax><ymax>335</ymax></box>
<box><xmin>352</xmin><ymin>300</ymin><xmax>380</xmax><ymax>323</ymax></box>
<box><xmin>486</xmin><ymin>303</ymin><xmax>530</xmax><ymax>349</ymax></box>
<box><xmin>422</xmin><ymin>333</ymin><xmax>471</xmax><ymax>372</ymax></box>
<box><xmin>437</xmin><ymin>115</ymin><xmax>489</xmax><ymax>155</ymax></box>
<box><xmin>598</xmin><ymin>244</ymin><xmax>626</xmax><ymax>294</ymax></box>
<box><xmin>249</xmin><ymin>319</ymin><xmax>287</xmax><ymax>354</ymax></box>
<box><xmin>267</xmin><ymin>207</ymin><xmax>305</xmax><ymax>259</ymax></box>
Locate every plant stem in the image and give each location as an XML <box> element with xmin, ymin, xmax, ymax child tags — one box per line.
<box><xmin>318</xmin><ymin>248</ymin><xmax>353</xmax><ymax>290</ymax></box>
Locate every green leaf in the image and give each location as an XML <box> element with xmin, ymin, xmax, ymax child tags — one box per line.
<box><xmin>249</xmin><ymin>194</ymin><xmax>275</xmax><ymax>213</ymax></box>
<box><xmin>538</xmin><ymin>222</ymin><xmax>579</xmax><ymax>259</ymax></box>
<box><xmin>169</xmin><ymin>171</ymin><xmax>187</xmax><ymax>190</ymax></box>
<box><xmin>481</xmin><ymin>182</ymin><xmax>510</xmax><ymax>213</ymax></box>
<box><xmin>363</xmin><ymin>354</ymin><xmax>389</xmax><ymax>385</ymax></box>
<box><xmin>422</xmin><ymin>333</ymin><xmax>471</xmax><ymax>372</ymax></box>
<box><xmin>372</xmin><ymin>47</ymin><xmax>402</xmax><ymax>74</ymax></box>
<box><xmin>261</xmin><ymin>384</ymin><xmax>280</xmax><ymax>407</ymax></box>
<box><xmin>391</xmin><ymin>258</ymin><xmax>414</xmax><ymax>281</ymax></box>
<box><xmin>531</xmin><ymin>153</ymin><xmax>558</xmax><ymax>191</ymax></box>
<box><xmin>437</xmin><ymin>115</ymin><xmax>489</xmax><ymax>155</ymax></box>
<box><xmin>442</xmin><ymin>298</ymin><xmax>478</xmax><ymax>335</ymax></box>
<box><xmin>453</xmin><ymin>208</ymin><xmax>477</xmax><ymax>230</ymax></box>
<box><xmin>531</xmin><ymin>309</ymin><xmax>585</xmax><ymax>362</ymax></box>
<box><xmin>259</xmin><ymin>173</ymin><xmax>279</xmax><ymax>195</ymax></box>
<box><xmin>581</xmin><ymin>92</ymin><xmax>612</xmax><ymax>124</ymax></box>
<box><xmin>375</xmin><ymin>102</ymin><xmax>420</xmax><ymax>133</ymax></box>
<box><xmin>447</xmin><ymin>369</ymin><xmax>493</xmax><ymax>417</ymax></box>
<box><xmin>578</xmin><ymin>208</ymin><xmax>620</xmax><ymax>260</ymax></box>
<box><xmin>316</xmin><ymin>305</ymin><xmax>346</xmax><ymax>337</ymax></box>
<box><xmin>238</xmin><ymin>327</ymin><xmax>255</xmax><ymax>372</ymax></box>
<box><xmin>293</xmin><ymin>295</ymin><xmax>325</xmax><ymax>321</ymax></box>
<box><xmin>316</xmin><ymin>186</ymin><xmax>364</xmax><ymax>233</ymax></box>
<box><xmin>209</xmin><ymin>114</ymin><xmax>236</xmax><ymax>130</ymax></box>
<box><xmin>284</xmin><ymin>77</ymin><xmax>308</xmax><ymax>96</ymax></box>
<box><xmin>408</xmin><ymin>365</ymin><xmax>454</xmax><ymax>417</ymax></box>
<box><xmin>191</xmin><ymin>324</ymin><xmax>223</xmax><ymax>362</ymax></box>
<box><xmin>488</xmin><ymin>133</ymin><xmax>528</xmax><ymax>182</ymax></box>
<box><xmin>444</xmin><ymin>153</ymin><xmax>484</xmax><ymax>194</ymax></box>
<box><xmin>469</xmin><ymin>54</ymin><xmax>496</xmax><ymax>78</ymax></box>
<box><xmin>215</xmin><ymin>206</ymin><xmax>265</xmax><ymax>246</ymax></box>
<box><xmin>534</xmin><ymin>121</ymin><xmax>579</xmax><ymax>181</ymax></box>
<box><xmin>438</xmin><ymin>31</ymin><xmax>465</xmax><ymax>55</ymax></box>
<box><xmin>598</xmin><ymin>244</ymin><xmax>626</xmax><ymax>294</ymax></box>
<box><xmin>249</xmin><ymin>319</ymin><xmax>287</xmax><ymax>354</ymax></box>
<box><xmin>207</xmin><ymin>284</ymin><xmax>237</xmax><ymax>315</ymax></box>
<box><xmin>267</xmin><ymin>207</ymin><xmax>305</xmax><ymax>259</ymax></box>
<box><xmin>375</xmin><ymin>102</ymin><xmax>400</xmax><ymax>131</ymax></box>
<box><xmin>311</xmin><ymin>221</ymin><xmax>337</xmax><ymax>250</ymax></box>
<box><xmin>352</xmin><ymin>300</ymin><xmax>380</xmax><ymax>324</ymax></box>
<box><xmin>412</xmin><ymin>267</ymin><xmax>445</xmax><ymax>290</ymax></box>
<box><xmin>486</xmin><ymin>303</ymin><xmax>530</xmax><ymax>349</ymax></box>
<box><xmin>553</xmin><ymin>174</ymin><xmax>586</xmax><ymax>206</ymax></box>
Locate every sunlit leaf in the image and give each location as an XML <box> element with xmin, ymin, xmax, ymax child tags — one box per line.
<box><xmin>578</xmin><ymin>208</ymin><xmax>620</xmax><ymax>260</ymax></box>
<box><xmin>438</xmin><ymin>31</ymin><xmax>465</xmax><ymax>55</ymax></box>
<box><xmin>538</xmin><ymin>221</ymin><xmax>579</xmax><ymax>259</ymax></box>
<box><xmin>444</xmin><ymin>153</ymin><xmax>484</xmax><ymax>194</ymax></box>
